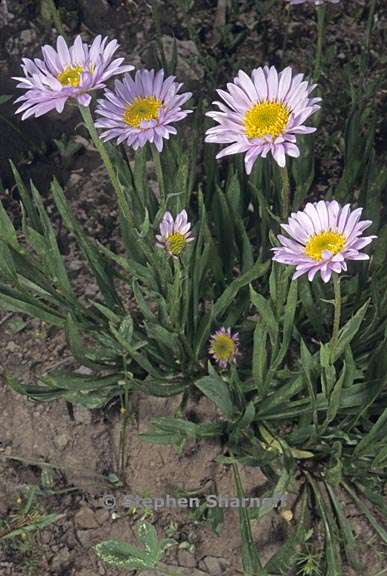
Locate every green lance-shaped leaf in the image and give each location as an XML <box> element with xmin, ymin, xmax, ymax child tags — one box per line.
<box><xmin>265</xmin><ymin>490</ymin><xmax>309</xmax><ymax>574</ymax></box>
<box><xmin>95</xmin><ymin>540</ymin><xmax>154</xmax><ymax>570</ymax></box>
<box><xmin>0</xmin><ymin>283</ymin><xmax>65</xmax><ymax>326</ymax></box>
<box><xmin>225</xmin><ymin>173</ymin><xmax>254</xmax><ymax>273</ymax></box>
<box><xmin>257</xmin><ymin>373</ymin><xmax>304</xmax><ymax>416</ymax></box>
<box><xmin>0</xmin><ymin>240</ymin><xmax>18</xmax><ymax>284</ymax></box>
<box><xmin>342</xmin><ymin>481</ymin><xmax>387</xmax><ymax>544</ymax></box>
<box><xmin>353</xmin><ymin>482</ymin><xmax>387</xmax><ymax>517</ymax></box>
<box><xmin>132</xmin><ymin>280</ymin><xmax>157</xmax><ymax>322</ymax></box>
<box><xmin>193</xmin><ymin>308</ymin><xmax>214</xmax><ymax>361</ymax></box>
<box><xmin>51</xmin><ymin>178</ymin><xmax>122</xmax><ymax>311</ymax></box>
<box><xmin>1</xmin><ymin>513</ymin><xmax>63</xmax><ymax>541</ymax></box>
<box><xmin>140</xmin><ymin>377</ymin><xmax>188</xmax><ymax>397</ymax></box>
<box><xmin>0</xmin><ymin>198</ymin><xmax>19</xmax><ymax>249</ymax></box>
<box><xmin>249</xmin><ymin>285</ymin><xmax>279</xmax><ymax>348</ymax></box>
<box><xmin>213</xmin><ymin>259</ymin><xmax>270</xmax><ymax>320</ymax></box>
<box><xmin>233</xmin><ymin>462</ymin><xmax>267</xmax><ymax>576</ymax></box>
<box><xmin>108</xmin><ymin>322</ymin><xmax>160</xmax><ymax>378</ymax></box>
<box><xmin>229</xmin><ymin>402</ymin><xmax>256</xmax><ymax>444</ymax></box>
<box><xmin>144</xmin><ymin>322</ymin><xmax>181</xmax><ymax>358</ymax></box>
<box><xmin>325</xmin><ymin>483</ymin><xmax>361</xmax><ymax>571</ymax></box>
<box><xmin>331</xmin><ymin>299</ymin><xmax>369</xmax><ymax>363</ymax></box>
<box><xmin>40</xmin><ymin>371</ymin><xmax>121</xmax><ymax>393</ymax></box>
<box><xmin>140</xmin><ymin>417</ymin><xmax>224</xmax><ymax>449</ymax></box>
<box><xmin>324</xmin><ymin>361</ymin><xmax>347</xmax><ymax>426</ymax></box>
<box><xmin>272</xmin><ymin>278</ymin><xmax>298</xmax><ymax>369</ymax></box>
<box><xmin>195</xmin><ymin>369</ymin><xmax>236</xmax><ymax>420</ymax></box>
<box><xmin>252</xmin><ymin>318</ymin><xmax>269</xmax><ymax>395</ymax></box>
<box><xmin>137</xmin><ymin>522</ymin><xmax>160</xmax><ymax>561</ymax></box>
<box><xmin>372</xmin><ymin>445</ymin><xmax>387</xmax><ymax>469</ymax></box>
<box><xmin>213</xmin><ymin>184</ymin><xmax>237</xmax><ymax>274</ymax></box>
<box><xmin>354</xmin><ymin>407</ymin><xmax>387</xmax><ymax>457</ymax></box>
<box><xmin>9</xmin><ymin>161</ymin><xmax>41</xmax><ymax>231</ymax></box>
<box><xmin>259</xmin><ymin>377</ymin><xmax>387</xmax><ymax>421</ymax></box>
<box><xmin>65</xmin><ymin>314</ymin><xmax>108</xmax><ymax>370</ymax></box>
<box><xmin>97</xmin><ymin>242</ymin><xmax>158</xmax><ymax>290</ymax></box>
<box><xmin>306</xmin><ymin>473</ymin><xmax>343</xmax><ymax>576</ymax></box>
<box><xmin>29</xmin><ymin>181</ymin><xmax>76</xmax><ymax>301</ymax></box>
<box><xmin>5</xmin><ymin>372</ymin><xmax>66</xmax><ymax>401</ymax></box>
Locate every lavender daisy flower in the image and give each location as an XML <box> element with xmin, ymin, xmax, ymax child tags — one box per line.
<box><xmin>94</xmin><ymin>69</ymin><xmax>192</xmax><ymax>152</ymax></box>
<box><xmin>205</xmin><ymin>66</ymin><xmax>321</xmax><ymax>174</ymax></box>
<box><xmin>156</xmin><ymin>210</ymin><xmax>194</xmax><ymax>258</ymax></box>
<box><xmin>209</xmin><ymin>328</ymin><xmax>239</xmax><ymax>369</ymax></box>
<box><xmin>272</xmin><ymin>201</ymin><xmax>377</xmax><ymax>283</ymax></box>
<box><xmin>286</xmin><ymin>0</ymin><xmax>340</xmax><ymax>5</ymax></box>
<box><xmin>13</xmin><ymin>35</ymin><xmax>133</xmax><ymax>120</ymax></box>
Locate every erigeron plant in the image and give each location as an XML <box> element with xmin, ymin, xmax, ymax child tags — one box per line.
<box><xmin>0</xmin><ymin>24</ymin><xmax>386</xmax><ymax>575</ymax></box>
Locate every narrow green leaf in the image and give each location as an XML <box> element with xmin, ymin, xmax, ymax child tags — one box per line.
<box><xmin>195</xmin><ymin>373</ymin><xmax>235</xmax><ymax>420</ymax></box>
<box><xmin>342</xmin><ymin>481</ymin><xmax>387</xmax><ymax>544</ymax></box>
<box><xmin>250</xmin><ymin>285</ymin><xmax>278</xmax><ymax>347</ymax></box>
<box><xmin>214</xmin><ymin>259</ymin><xmax>270</xmax><ymax>319</ymax></box>
<box><xmin>354</xmin><ymin>407</ymin><xmax>387</xmax><ymax>456</ymax></box>
<box><xmin>233</xmin><ymin>462</ymin><xmax>267</xmax><ymax>576</ymax></box>
<box><xmin>332</xmin><ymin>300</ymin><xmax>369</xmax><ymax>362</ymax></box>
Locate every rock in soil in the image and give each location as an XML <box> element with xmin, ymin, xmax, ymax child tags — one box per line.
<box><xmin>177</xmin><ymin>548</ymin><xmax>197</xmax><ymax>568</ymax></box>
<box><xmin>200</xmin><ymin>556</ymin><xmax>230</xmax><ymax>575</ymax></box>
<box><xmin>54</xmin><ymin>432</ymin><xmax>70</xmax><ymax>450</ymax></box>
<box><xmin>73</xmin><ymin>406</ymin><xmax>93</xmax><ymax>425</ymax></box>
<box><xmin>74</xmin><ymin>506</ymin><xmax>99</xmax><ymax>529</ymax></box>
<box><xmin>50</xmin><ymin>547</ymin><xmax>71</xmax><ymax>571</ymax></box>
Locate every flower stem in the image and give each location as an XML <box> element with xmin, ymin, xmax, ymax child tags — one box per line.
<box><xmin>279</xmin><ymin>165</ymin><xmax>290</xmax><ymax>219</ymax></box>
<box><xmin>119</xmin><ymin>356</ymin><xmax>131</xmax><ymax>477</ymax></box>
<box><xmin>151</xmin><ymin>145</ymin><xmax>166</xmax><ymax>206</ymax></box>
<box><xmin>314</xmin><ymin>5</ymin><xmax>327</xmax><ymax>82</ymax></box>
<box><xmin>330</xmin><ymin>273</ymin><xmax>341</xmax><ymax>362</ymax></box>
<box><xmin>78</xmin><ymin>104</ymin><xmax>133</xmax><ymax>224</ymax></box>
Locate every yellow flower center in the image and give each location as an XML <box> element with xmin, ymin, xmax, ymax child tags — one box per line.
<box><xmin>123</xmin><ymin>96</ymin><xmax>162</xmax><ymax>128</ymax></box>
<box><xmin>305</xmin><ymin>231</ymin><xmax>346</xmax><ymax>262</ymax></box>
<box><xmin>244</xmin><ymin>101</ymin><xmax>290</xmax><ymax>140</ymax></box>
<box><xmin>211</xmin><ymin>334</ymin><xmax>236</xmax><ymax>363</ymax></box>
<box><xmin>167</xmin><ymin>232</ymin><xmax>187</xmax><ymax>256</ymax></box>
<box><xmin>57</xmin><ymin>66</ymin><xmax>84</xmax><ymax>87</ymax></box>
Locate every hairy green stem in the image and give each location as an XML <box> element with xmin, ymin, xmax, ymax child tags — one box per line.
<box><xmin>151</xmin><ymin>145</ymin><xmax>166</xmax><ymax>206</ymax></box>
<box><xmin>314</xmin><ymin>6</ymin><xmax>327</xmax><ymax>82</ymax></box>
<box><xmin>119</xmin><ymin>356</ymin><xmax>131</xmax><ymax>477</ymax></box>
<box><xmin>78</xmin><ymin>104</ymin><xmax>132</xmax><ymax>224</ymax></box>
<box><xmin>330</xmin><ymin>273</ymin><xmax>341</xmax><ymax>362</ymax></box>
<box><xmin>279</xmin><ymin>165</ymin><xmax>290</xmax><ymax>220</ymax></box>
